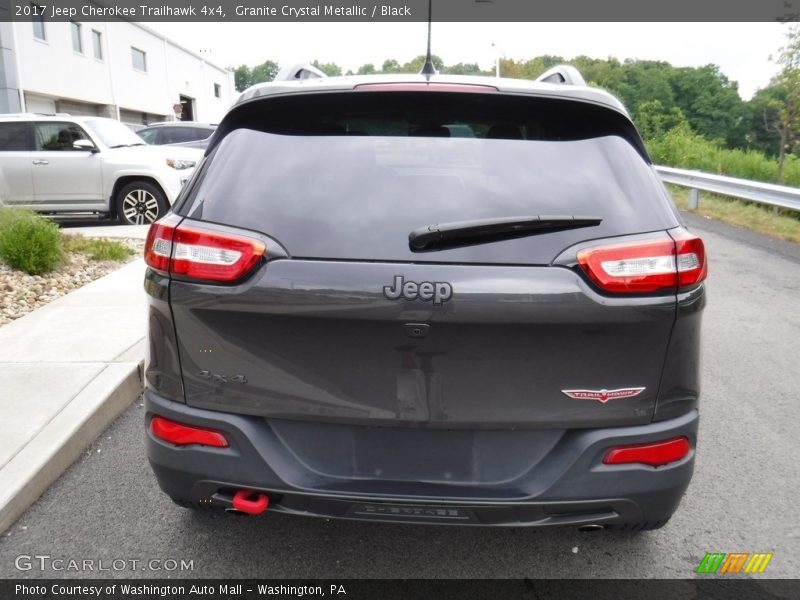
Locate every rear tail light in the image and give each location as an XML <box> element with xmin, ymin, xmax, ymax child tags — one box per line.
<box><xmin>145</xmin><ymin>215</ymin><xmax>265</xmax><ymax>283</ymax></box>
<box><xmin>150</xmin><ymin>416</ymin><xmax>229</xmax><ymax>448</ymax></box>
<box><xmin>576</xmin><ymin>232</ymin><xmax>706</xmax><ymax>294</ymax></box>
<box><xmin>603</xmin><ymin>436</ymin><xmax>691</xmax><ymax>467</ymax></box>
<box><xmin>673</xmin><ymin>232</ymin><xmax>708</xmax><ymax>287</ymax></box>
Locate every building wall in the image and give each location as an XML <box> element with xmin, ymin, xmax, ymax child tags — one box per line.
<box><xmin>0</xmin><ymin>17</ymin><xmax>22</xmax><ymax>113</ymax></box>
<box><xmin>6</xmin><ymin>20</ymin><xmax>234</xmax><ymax>122</ymax></box>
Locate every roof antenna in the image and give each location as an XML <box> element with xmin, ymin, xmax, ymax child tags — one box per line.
<box><xmin>420</xmin><ymin>0</ymin><xmax>437</xmax><ymax>78</ymax></box>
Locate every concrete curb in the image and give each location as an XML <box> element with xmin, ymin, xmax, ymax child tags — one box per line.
<box><xmin>0</xmin><ymin>256</ymin><xmax>148</xmax><ymax>535</ymax></box>
<box><xmin>0</xmin><ymin>360</ymin><xmax>143</xmax><ymax>534</ymax></box>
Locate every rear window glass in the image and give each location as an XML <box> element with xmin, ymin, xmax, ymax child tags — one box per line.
<box><xmin>212</xmin><ymin>92</ymin><xmax>647</xmax><ymax>153</ymax></box>
<box><xmin>180</xmin><ymin>92</ymin><xmax>676</xmax><ymax>265</ymax></box>
<box><xmin>0</xmin><ymin>122</ymin><xmax>33</xmax><ymax>151</ymax></box>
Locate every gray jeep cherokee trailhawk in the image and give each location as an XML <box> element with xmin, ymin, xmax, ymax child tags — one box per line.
<box><xmin>143</xmin><ymin>68</ymin><xmax>706</xmax><ymax>530</ymax></box>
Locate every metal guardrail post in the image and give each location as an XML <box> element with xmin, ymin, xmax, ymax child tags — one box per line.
<box><xmin>689</xmin><ymin>188</ymin><xmax>699</xmax><ymax>210</ymax></box>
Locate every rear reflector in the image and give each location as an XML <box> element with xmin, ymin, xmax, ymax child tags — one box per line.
<box><xmin>577</xmin><ymin>232</ymin><xmax>706</xmax><ymax>294</ymax></box>
<box><xmin>150</xmin><ymin>416</ymin><xmax>229</xmax><ymax>448</ymax></box>
<box><xmin>603</xmin><ymin>437</ymin><xmax>690</xmax><ymax>467</ymax></box>
<box><xmin>145</xmin><ymin>216</ymin><xmax>265</xmax><ymax>283</ymax></box>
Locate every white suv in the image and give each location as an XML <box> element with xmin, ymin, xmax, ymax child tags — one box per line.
<box><xmin>0</xmin><ymin>115</ymin><xmax>203</xmax><ymax>224</ymax></box>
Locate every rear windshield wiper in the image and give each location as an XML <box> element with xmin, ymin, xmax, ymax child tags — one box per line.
<box><xmin>409</xmin><ymin>215</ymin><xmax>603</xmax><ymax>252</ymax></box>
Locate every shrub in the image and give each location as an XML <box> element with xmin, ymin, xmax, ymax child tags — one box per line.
<box><xmin>0</xmin><ymin>207</ymin><xmax>32</xmax><ymax>231</ymax></box>
<box><xmin>61</xmin><ymin>235</ymin><xmax>133</xmax><ymax>261</ymax></box>
<box><xmin>0</xmin><ymin>209</ymin><xmax>64</xmax><ymax>274</ymax></box>
<box><xmin>647</xmin><ymin>125</ymin><xmax>800</xmax><ymax>187</ymax></box>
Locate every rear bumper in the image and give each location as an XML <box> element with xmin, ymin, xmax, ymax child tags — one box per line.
<box><xmin>145</xmin><ymin>389</ymin><xmax>698</xmax><ymax>527</ymax></box>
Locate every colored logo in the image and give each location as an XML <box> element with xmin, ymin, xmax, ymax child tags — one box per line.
<box><xmin>561</xmin><ymin>387</ymin><xmax>645</xmax><ymax>403</ymax></box>
<box><xmin>696</xmin><ymin>552</ymin><xmax>773</xmax><ymax>574</ymax></box>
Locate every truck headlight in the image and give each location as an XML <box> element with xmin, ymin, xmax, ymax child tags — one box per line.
<box><xmin>166</xmin><ymin>158</ymin><xmax>196</xmax><ymax>170</ymax></box>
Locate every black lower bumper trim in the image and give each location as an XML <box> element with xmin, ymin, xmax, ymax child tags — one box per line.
<box><xmin>145</xmin><ymin>389</ymin><xmax>697</xmax><ymax>527</ymax></box>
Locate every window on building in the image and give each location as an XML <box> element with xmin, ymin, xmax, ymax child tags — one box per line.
<box><xmin>71</xmin><ymin>22</ymin><xmax>82</xmax><ymax>53</ymax></box>
<box><xmin>131</xmin><ymin>47</ymin><xmax>147</xmax><ymax>72</ymax></box>
<box><xmin>92</xmin><ymin>30</ymin><xmax>103</xmax><ymax>60</ymax></box>
<box><xmin>214</xmin><ymin>83</ymin><xmax>221</xmax><ymax>98</ymax></box>
<box><xmin>31</xmin><ymin>5</ymin><xmax>45</xmax><ymax>41</ymax></box>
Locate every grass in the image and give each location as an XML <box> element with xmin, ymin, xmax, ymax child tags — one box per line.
<box><xmin>668</xmin><ymin>185</ymin><xmax>800</xmax><ymax>244</ymax></box>
<box><xmin>61</xmin><ymin>235</ymin><xmax>134</xmax><ymax>261</ymax></box>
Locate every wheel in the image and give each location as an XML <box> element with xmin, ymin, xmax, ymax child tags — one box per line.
<box><xmin>115</xmin><ymin>181</ymin><xmax>167</xmax><ymax>225</ymax></box>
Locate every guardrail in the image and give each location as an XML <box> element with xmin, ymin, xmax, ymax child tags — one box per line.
<box><xmin>654</xmin><ymin>165</ymin><xmax>800</xmax><ymax>213</ymax></box>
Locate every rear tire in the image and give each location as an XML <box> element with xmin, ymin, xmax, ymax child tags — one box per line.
<box><xmin>115</xmin><ymin>181</ymin><xmax>167</xmax><ymax>225</ymax></box>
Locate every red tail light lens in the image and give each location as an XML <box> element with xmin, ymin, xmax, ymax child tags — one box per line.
<box><xmin>603</xmin><ymin>436</ymin><xmax>691</xmax><ymax>467</ymax></box>
<box><xmin>145</xmin><ymin>216</ymin><xmax>266</xmax><ymax>283</ymax></box>
<box><xmin>150</xmin><ymin>416</ymin><xmax>229</xmax><ymax>448</ymax></box>
<box><xmin>144</xmin><ymin>214</ymin><xmax>181</xmax><ymax>274</ymax></box>
<box><xmin>576</xmin><ymin>233</ymin><xmax>706</xmax><ymax>294</ymax></box>
<box><xmin>673</xmin><ymin>232</ymin><xmax>707</xmax><ymax>287</ymax></box>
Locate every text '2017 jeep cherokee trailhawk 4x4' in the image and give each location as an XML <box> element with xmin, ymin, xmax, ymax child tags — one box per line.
<box><xmin>143</xmin><ymin>66</ymin><xmax>706</xmax><ymax>530</ymax></box>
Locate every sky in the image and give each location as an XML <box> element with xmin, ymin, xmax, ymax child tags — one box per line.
<box><xmin>148</xmin><ymin>22</ymin><xmax>788</xmax><ymax>100</ymax></box>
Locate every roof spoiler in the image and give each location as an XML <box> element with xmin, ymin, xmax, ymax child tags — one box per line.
<box><xmin>535</xmin><ymin>65</ymin><xmax>586</xmax><ymax>86</ymax></box>
<box><xmin>273</xmin><ymin>63</ymin><xmax>328</xmax><ymax>82</ymax></box>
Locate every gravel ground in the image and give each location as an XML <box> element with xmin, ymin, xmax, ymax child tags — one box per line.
<box><xmin>0</xmin><ymin>237</ymin><xmax>144</xmax><ymax>327</ymax></box>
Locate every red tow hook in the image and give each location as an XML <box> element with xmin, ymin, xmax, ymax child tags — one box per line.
<box><xmin>231</xmin><ymin>489</ymin><xmax>270</xmax><ymax>515</ymax></box>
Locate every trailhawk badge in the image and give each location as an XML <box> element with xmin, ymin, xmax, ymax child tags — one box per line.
<box><xmin>561</xmin><ymin>387</ymin><xmax>646</xmax><ymax>403</ymax></box>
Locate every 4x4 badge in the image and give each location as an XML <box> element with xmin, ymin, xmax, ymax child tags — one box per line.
<box><xmin>561</xmin><ymin>387</ymin><xmax>645</xmax><ymax>403</ymax></box>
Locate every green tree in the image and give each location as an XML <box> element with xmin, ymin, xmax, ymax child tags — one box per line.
<box><xmin>747</xmin><ymin>85</ymin><xmax>786</xmax><ymax>156</ymax></box>
<box><xmin>381</xmin><ymin>59</ymin><xmax>401</xmax><ymax>73</ymax></box>
<box><xmin>233</xmin><ymin>64</ymin><xmax>252</xmax><ymax>92</ymax></box>
<box><xmin>636</xmin><ymin>99</ymin><xmax>689</xmax><ymax>141</ymax></box>
<box><xmin>668</xmin><ymin>65</ymin><xmax>746</xmax><ymax>147</ymax></box>
<box><xmin>441</xmin><ymin>62</ymin><xmax>486</xmax><ymax>76</ymax></box>
<box><xmin>770</xmin><ymin>26</ymin><xmax>800</xmax><ymax>183</ymax></box>
<box><xmin>357</xmin><ymin>63</ymin><xmax>377</xmax><ymax>75</ymax></box>
<box><xmin>311</xmin><ymin>60</ymin><xmax>342</xmax><ymax>76</ymax></box>
<box><xmin>251</xmin><ymin>60</ymin><xmax>279</xmax><ymax>84</ymax></box>
<box><xmin>234</xmin><ymin>60</ymin><xmax>279</xmax><ymax>91</ymax></box>
<box><xmin>400</xmin><ymin>54</ymin><xmax>445</xmax><ymax>73</ymax></box>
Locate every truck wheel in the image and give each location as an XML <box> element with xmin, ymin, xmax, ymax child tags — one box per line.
<box><xmin>115</xmin><ymin>181</ymin><xmax>167</xmax><ymax>225</ymax></box>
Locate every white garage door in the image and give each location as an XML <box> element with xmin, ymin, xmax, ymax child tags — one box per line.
<box><xmin>25</xmin><ymin>94</ymin><xmax>56</xmax><ymax>114</ymax></box>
